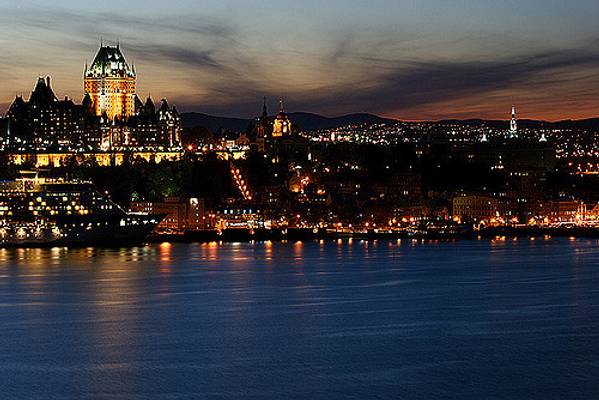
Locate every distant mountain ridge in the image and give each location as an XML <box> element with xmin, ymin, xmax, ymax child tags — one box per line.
<box><xmin>285</xmin><ymin>112</ymin><xmax>395</xmax><ymax>131</ymax></box>
<box><xmin>181</xmin><ymin>111</ymin><xmax>599</xmax><ymax>133</ymax></box>
<box><xmin>181</xmin><ymin>113</ymin><xmax>251</xmax><ymax>133</ymax></box>
<box><xmin>181</xmin><ymin>112</ymin><xmax>396</xmax><ymax>132</ymax></box>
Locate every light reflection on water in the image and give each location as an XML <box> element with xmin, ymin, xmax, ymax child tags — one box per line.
<box><xmin>0</xmin><ymin>239</ymin><xmax>599</xmax><ymax>399</ymax></box>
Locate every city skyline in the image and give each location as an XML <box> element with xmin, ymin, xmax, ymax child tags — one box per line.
<box><xmin>2</xmin><ymin>1</ymin><xmax>599</xmax><ymax>120</ymax></box>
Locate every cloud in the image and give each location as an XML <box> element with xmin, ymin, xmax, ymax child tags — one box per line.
<box><xmin>2</xmin><ymin>4</ymin><xmax>599</xmax><ymax>120</ymax></box>
<box><xmin>270</xmin><ymin>44</ymin><xmax>599</xmax><ymax>119</ymax></box>
<box><xmin>0</xmin><ymin>6</ymin><xmax>236</xmax><ymax>43</ymax></box>
<box><xmin>125</xmin><ymin>44</ymin><xmax>223</xmax><ymax>70</ymax></box>
<box><xmin>110</xmin><ymin>42</ymin><xmax>599</xmax><ymax>120</ymax></box>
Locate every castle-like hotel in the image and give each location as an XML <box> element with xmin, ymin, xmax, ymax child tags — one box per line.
<box><xmin>5</xmin><ymin>44</ymin><xmax>182</xmax><ymax>152</ymax></box>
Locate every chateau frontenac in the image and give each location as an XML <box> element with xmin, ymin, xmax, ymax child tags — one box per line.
<box><xmin>4</xmin><ymin>44</ymin><xmax>182</xmax><ymax>151</ymax></box>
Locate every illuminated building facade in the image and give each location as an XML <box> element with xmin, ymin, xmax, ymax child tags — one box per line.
<box><xmin>157</xmin><ymin>99</ymin><xmax>182</xmax><ymax>147</ymax></box>
<box><xmin>272</xmin><ymin>99</ymin><xmax>292</xmax><ymax>137</ymax></box>
<box><xmin>3</xmin><ymin>43</ymin><xmax>183</xmax><ymax>151</ymax></box>
<box><xmin>129</xmin><ymin>197</ymin><xmax>207</xmax><ymax>233</ymax></box>
<box><xmin>452</xmin><ymin>195</ymin><xmax>503</xmax><ymax>221</ymax></box>
<box><xmin>84</xmin><ymin>44</ymin><xmax>136</xmax><ymax>120</ymax></box>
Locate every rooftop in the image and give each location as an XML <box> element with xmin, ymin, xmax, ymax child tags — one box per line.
<box><xmin>85</xmin><ymin>45</ymin><xmax>136</xmax><ymax>79</ymax></box>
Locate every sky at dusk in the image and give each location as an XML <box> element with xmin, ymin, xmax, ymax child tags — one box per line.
<box><xmin>1</xmin><ymin>0</ymin><xmax>599</xmax><ymax>120</ymax></box>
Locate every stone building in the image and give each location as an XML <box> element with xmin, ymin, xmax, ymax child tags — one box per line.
<box><xmin>4</xmin><ymin>44</ymin><xmax>182</xmax><ymax>151</ymax></box>
<box><xmin>84</xmin><ymin>43</ymin><xmax>136</xmax><ymax>120</ymax></box>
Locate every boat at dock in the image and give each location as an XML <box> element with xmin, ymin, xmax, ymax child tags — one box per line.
<box><xmin>0</xmin><ymin>171</ymin><xmax>162</xmax><ymax>247</ymax></box>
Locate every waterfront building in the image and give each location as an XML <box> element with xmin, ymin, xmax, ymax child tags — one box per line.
<box><xmin>218</xmin><ymin>206</ymin><xmax>265</xmax><ymax>230</ymax></box>
<box><xmin>452</xmin><ymin>195</ymin><xmax>503</xmax><ymax>221</ymax></box>
<box><xmin>130</xmin><ymin>197</ymin><xmax>208</xmax><ymax>233</ymax></box>
<box><xmin>547</xmin><ymin>201</ymin><xmax>585</xmax><ymax>223</ymax></box>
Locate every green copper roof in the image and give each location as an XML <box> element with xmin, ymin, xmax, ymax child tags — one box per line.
<box><xmin>85</xmin><ymin>45</ymin><xmax>136</xmax><ymax>78</ymax></box>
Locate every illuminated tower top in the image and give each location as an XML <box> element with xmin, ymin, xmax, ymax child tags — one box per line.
<box><xmin>84</xmin><ymin>43</ymin><xmax>136</xmax><ymax>120</ymax></box>
<box><xmin>85</xmin><ymin>44</ymin><xmax>136</xmax><ymax>79</ymax></box>
<box><xmin>272</xmin><ymin>98</ymin><xmax>292</xmax><ymax>137</ymax></box>
<box><xmin>509</xmin><ymin>105</ymin><xmax>518</xmax><ymax>138</ymax></box>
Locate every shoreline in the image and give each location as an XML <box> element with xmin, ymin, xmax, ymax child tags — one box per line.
<box><xmin>1</xmin><ymin>226</ymin><xmax>596</xmax><ymax>249</ymax></box>
<box><xmin>147</xmin><ymin>226</ymin><xmax>599</xmax><ymax>244</ymax></box>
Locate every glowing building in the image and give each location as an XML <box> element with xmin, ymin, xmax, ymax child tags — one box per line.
<box><xmin>84</xmin><ymin>44</ymin><xmax>136</xmax><ymax>120</ymax></box>
<box><xmin>272</xmin><ymin>99</ymin><xmax>292</xmax><ymax>137</ymax></box>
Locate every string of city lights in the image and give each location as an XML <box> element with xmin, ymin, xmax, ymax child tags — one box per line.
<box><xmin>230</xmin><ymin>162</ymin><xmax>253</xmax><ymax>201</ymax></box>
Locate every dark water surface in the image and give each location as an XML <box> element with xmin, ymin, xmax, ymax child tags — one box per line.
<box><xmin>1</xmin><ymin>238</ymin><xmax>599</xmax><ymax>399</ymax></box>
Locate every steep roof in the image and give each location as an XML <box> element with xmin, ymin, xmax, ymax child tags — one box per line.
<box><xmin>134</xmin><ymin>95</ymin><xmax>144</xmax><ymax>111</ymax></box>
<box><xmin>29</xmin><ymin>77</ymin><xmax>57</xmax><ymax>104</ymax></box>
<box><xmin>7</xmin><ymin>95</ymin><xmax>28</xmax><ymax>117</ymax></box>
<box><xmin>85</xmin><ymin>45</ymin><xmax>136</xmax><ymax>78</ymax></box>
<box><xmin>158</xmin><ymin>98</ymin><xmax>170</xmax><ymax>113</ymax></box>
<box><xmin>144</xmin><ymin>96</ymin><xmax>156</xmax><ymax>115</ymax></box>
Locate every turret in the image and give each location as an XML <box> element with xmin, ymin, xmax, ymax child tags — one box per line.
<box><xmin>145</xmin><ymin>96</ymin><xmax>155</xmax><ymax>115</ymax></box>
<box><xmin>262</xmin><ymin>96</ymin><xmax>268</xmax><ymax>118</ymax></box>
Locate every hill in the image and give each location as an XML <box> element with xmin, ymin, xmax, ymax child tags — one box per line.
<box><xmin>181</xmin><ymin>112</ymin><xmax>397</xmax><ymax>132</ymax></box>
<box><xmin>181</xmin><ymin>111</ymin><xmax>599</xmax><ymax>133</ymax></box>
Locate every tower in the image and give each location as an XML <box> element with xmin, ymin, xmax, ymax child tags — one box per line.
<box><xmin>84</xmin><ymin>43</ymin><xmax>136</xmax><ymax>120</ymax></box>
<box><xmin>157</xmin><ymin>98</ymin><xmax>182</xmax><ymax>148</ymax></box>
<box><xmin>254</xmin><ymin>97</ymin><xmax>272</xmax><ymax>149</ymax></box>
<box><xmin>272</xmin><ymin>99</ymin><xmax>292</xmax><ymax>137</ymax></box>
<box><xmin>509</xmin><ymin>105</ymin><xmax>518</xmax><ymax>139</ymax></box>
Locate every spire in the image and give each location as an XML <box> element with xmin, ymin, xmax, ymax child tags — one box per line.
<box><xmin>509</xmin><ymin>105</ymin><xmax>518</xmax><ymax>139</ymax></box>
<box><xmin>262</xmin><ymin>96</ymin><xmax>268</xmax><ymax>117</ymax></box>
<box><xmin>279</xmin><ymin>98</ymin><xmax>284</xmax><ymax>112</ymax></box>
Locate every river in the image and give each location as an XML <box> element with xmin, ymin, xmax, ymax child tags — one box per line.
<box><xmin>1</xmin><ymin>238</ymin><xmax>598</xmax><ymax>399</ymax></box>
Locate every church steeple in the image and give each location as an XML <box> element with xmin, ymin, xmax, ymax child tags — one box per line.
<box><xmin>509</xmin><ymin>105</ymin><xmax>518</xmax><ymax>139</ymax></box>
<box><xmin>273</xmin><ymin>97</ymin><xmax>292</xmax><ymax>137</ymax></box>
<box><xmin>262</xmin><ymin>97</ymin><xmax>268</xmax><ymax>118</ymax></box>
